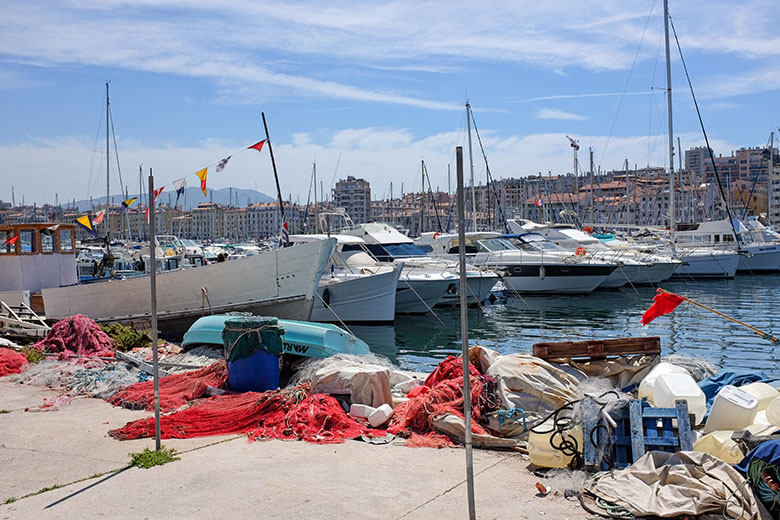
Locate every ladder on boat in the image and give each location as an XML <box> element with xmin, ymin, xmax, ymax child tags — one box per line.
<box><xmin>0</xmin><ymin>300</ymin><xmax>50</xmax><ymax>338</ymax></box>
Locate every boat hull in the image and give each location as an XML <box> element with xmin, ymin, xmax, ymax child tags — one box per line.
<box><xmin>310</xmin><ymin>264</ymin><xmax>401</xmax><ymax>324</ymax></box>
<box><xmin>41</xmin><ymin>239</ymin><xmax>336</xmax><ymax>336</ymax></box>
<box><xmin>673</xmin><ymin>250</ymin><xmax>739</xmax><ymax>278</ymax></box>
<box><xmin>736</xmin><ymin>245</ymin><xmax>780</xmax><ymax>273</ymax></box>
<box><xmin>395</xmin><ymin>275</ymin><xmax>455</xmax><ymax>314</ymax></box>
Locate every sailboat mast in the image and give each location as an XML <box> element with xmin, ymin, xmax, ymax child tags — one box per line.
<box><xmin>664</xmin><ymin>0</ymin><xmax>676</xmax><ymax>242</ymax></box>
<box><xmin>466</xmin><ymin>102</ymin><xmax>477</xmax><ymax>231</ymax></box>
<box><xmin>105</xmin><ymin>81</ymin><xmax>111</xmax><ymax>242</ymax></box>
<box><xmin>313</xmin><ymin>162</ymin><xmax>319</xmax><ymax>233</ymax></box>
<box><xmin>770</xmin><ymin>132</ymin><xmax>775</xmax><ymax>224</ymax></box>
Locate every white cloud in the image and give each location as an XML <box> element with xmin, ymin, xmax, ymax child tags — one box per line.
<box><xmin>535</xmin><ymin>109</ymin><xmax>588</xmax><ymax>121</ymax></box>
<box><xmin>0</xmin><ymin>128</ymin><xmax>738</xmax><ymax>206</ymax></box>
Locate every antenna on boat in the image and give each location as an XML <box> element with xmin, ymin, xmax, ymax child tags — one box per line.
<box><xmin>456</xmin><ymin>145</ymin><xmax>477</xmax><ymax>520</ymax></box>
<box><xmin>261</xmin><ymin>112</ymin><xmax>286</xmax><ymax>227</ymax></box>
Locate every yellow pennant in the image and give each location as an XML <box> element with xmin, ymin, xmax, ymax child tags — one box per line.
<box><xmin>75</xmin><ymin>214</ymin><xmax>97</xmax><ymax>235</ymax></box>
<box><xmin>195</xmin><ymin>168</ymin><xmax>208</xmax><ymax>197</ymax></box>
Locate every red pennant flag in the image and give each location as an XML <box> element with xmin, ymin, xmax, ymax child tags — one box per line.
<box><xmin>4</xmin><ymin>234</ymin><xmax>19</xmax><ymax>246</ymax></box>
<box><xmin>145</xmin><ymin>187</ymin><xmax>165</xmax><ymax>223</ymax></box>
<box><xmin>248</xmin><ymin>140</ymin><xmax>266</xmax><ymax>152</ymax></box>
<box><xmin>640</xmin><ymin>289</ymin><xmax>685</xmax><ymax>326</ymax></box>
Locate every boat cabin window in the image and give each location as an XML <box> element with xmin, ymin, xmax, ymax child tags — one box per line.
<box><xmin>723</xmin><ymin>234</ymin><xmax>734</xmax><ymax>242</ymax></box>
<box><xmin>447</xmin><ymin>245</ymin><xmax>478</xmax><ymax>254</ymax></box>
<box><xmin>19</xmin><ymin>229</ymin><xmax>36</xmax><ymax>254</ymax></box>
<box><xmin>474</xmin><ymin>238</ymin><xmax>516</xmax><ymax>253</ymax></box>
<box><xmin>60</xmin><ymin>229</ymin><xmax>74</xmax><ymax>252</ymax></box>
<box><xmin>0</xmin><ymin>231</ymin><xmax>14</xmax><ymax>254</ymax></box>
<box><xmin>713</xmin><ymin>235</ymin><xmax>720</xmax><ymax>243</ymax></box>
<box><xmin>40</xmin><ymin>230</ymin><xmax>54</xmax><ymax>253</ymax></box>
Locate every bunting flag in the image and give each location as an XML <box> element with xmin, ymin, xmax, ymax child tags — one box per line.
<box><xmin>248</xmin><ymin>140</ymin><xmax>266</xmax><ymax>153</ymax></box>
<box><xmin>216</xmin><ymin>156</ymin><xmax>231</xmax><ymax>173</ymax></box>
<box><xmin>40</xmin><ymin>224</ymin><xmax>60</xmax><ymax>236</ymax></box>
<box><xmin>278</xmin><ymin>221</ymin><xmax>290</xmax><ymax>248</ymax></box>
<box><xmin>640</xmin><ymin>289</ymin><xmax>685</xmax><ymax>326</ymax></box>
<box><xmin>3</xmin><ymin>234</ymin><xmax>19</xmax><ymax>246</ymax></box>
<box><xmin>122</xmin><ymin>197</ymin><xmax>137</xmax><ymax>209</ymax></box>
<box><xmin>536</xmin><ymin>199</ymin><xmax>544</xmax><ymax>207</ymax></box>
<box><xmin>145</xmin><ymin>187</ymin><xmax>166</xmax><ymax>223</ymax></box>
<box><xmin>195</xmin><ymin>168</ymin><xmax>208</xmax><ymax>197</ymax></box>
<box><xmin>173</xmin><ymin>177</ymin><xmax>187</xmax><ymax>207</ymax></box>
<box><xmin>93</xmin><ymin>210</ymin><xmax>106</xmax><ymax>225</ymax></box>
<box><xmin>76</xmin><ymin>214</ymin><xmax>98</xmax><ymax>236</ymax></box>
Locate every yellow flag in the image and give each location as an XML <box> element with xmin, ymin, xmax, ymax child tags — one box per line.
<box><xmin>195</xmin><ymin>168</ymin><xmax>208</xmax><ymax>197</ymax></box>
<box><xmin>75</xmin><ymin>214</ymin><xmax>97</xmax><ymax>236</ymax></box>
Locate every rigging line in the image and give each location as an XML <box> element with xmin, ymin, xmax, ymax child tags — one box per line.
<box><xmin>598</xmin><ymin>0</ymin><xmax>657</xmax><ymax>170</ymax></box>
<box><xmin>86</xmin><ymin>97</ymin><xmax>107</xmax><ymax>201</ymax></box>
<box><xmin>469</xmin><ymin>111</ymin><xmax>509</xmax><ymax>232</ymax></box>
<box><xmin>422</xmin><ymin>161</ymin><xmax>444</xmax><ymax>232</ymax></box>
<box><xmin>328</xmin><ymin>152</ymin><xmax>342</xmax><ymax>195</ymax></box>
<box><xmin>740</xmin><ymin>133</ymin><xmax>773</xmax><ymax>221</ymax></box>
<box><xmin>670</xmin><ymin>16</ymin><xmax>742</xmax><ymax>249</ymax></box>
<box><xmin>109</xmin><ymin>107</ymin><xmax>124</xmax><ymax>200</ymax></box>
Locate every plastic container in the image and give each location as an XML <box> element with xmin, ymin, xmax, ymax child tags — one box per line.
<box><xmin>694</xmin><ymin>424</ymin><xmax>778</xmax><ymax>464</ymax></box>
<box><xmin>349</xmin><ymin>403</ymin><xmax>376</xmax><ymax>418</ymax></box>
<box><xmin>740</xmin><ymin>382</ymin><xmax>780</xmax><ymax>411</ymax></box>
<box><xmin>223</xmin><ymin>316</ymin><xmax>283</xmax><ymax>392</ymax></box>
<box><xmin>766</xmin><ymin>395</ymin><xmax>780</xmax><ymax>426</ymax></box>
<box><xmin>394</xmin><ymin>378</ymin><xmax>421</xmax><ymax>393</ymax></box>
<box><xmin>368</xmin><ymin>404</ymin><xmax>394</xmax><ymax>427</ymax></box>
<box><xmin>638</xmin><ymin>362</ymin><xmax>691</xmax><ymax>403</ymax></box>
<box><xmin>653</xmin><ymin>372</ymin><xmax>707</xmax><ymax>425</ymax></box>
<box><xmin>703</xmin><ymin>385</ymin><xmax>758</xmax><ymax>434</ymax></box>
<box><xmin>528</xmin><ymin>421</ymin><xmax>584</xmax><ymax>469</ymax></box>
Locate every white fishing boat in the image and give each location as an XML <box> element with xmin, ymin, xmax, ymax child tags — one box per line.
<box><xmin>37</xmin><ymin>234</ymin><xmax>336</xmax><ymax>334</ymax></box>
<box><xmin>422</xmin><ymin>232</ymin><xmax>616</xmax><ymax>294</ymax></box>
<box><xmin>289</xmin><ymin>234</ymin><xmax>402</xmax><ymax>324</ymax></box>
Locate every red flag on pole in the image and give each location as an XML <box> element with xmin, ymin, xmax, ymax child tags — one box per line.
<box><xmin>640</xmin><ymin>289</ymin><xmax>685</xmax><ymax>325</ymax></box>
<box><xmin>248</xmin><ymin>139</ymin><xmax>266</xmax><ymax>152</ymax></box>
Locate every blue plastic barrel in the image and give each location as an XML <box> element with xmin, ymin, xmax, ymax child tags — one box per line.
<box><xmin>222</xmin><ymin>316</ymin><xmax>283</xmax><ymax>392</ymax></box>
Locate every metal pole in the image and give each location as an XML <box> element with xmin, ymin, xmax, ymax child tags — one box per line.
<box><xmin>664</xmin><ymin>0</ymin><xmax>676</xmax><ymax>242</ymax></box>
<box><xmin>148</xmin><ymin>170</ymin><xmax>161</xmax><ymax>451</ymax></box>
<box><xmin>770</xmin><ymin>132</ymin><xmax>775</xmax><ymax>224</ymax></box>
<box><xmin>456</xmin><ymin>146</ymin><xmax>476</xmax><ymax>520</ymax></box>
<box><xmin>106</xmin><ymin>81</ymin><xmax>111</xmax><ymax>242</ymax></box>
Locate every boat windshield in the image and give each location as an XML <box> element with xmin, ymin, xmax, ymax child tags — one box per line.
<box><xmin>382</xmin><ymin>243</ymin><xmax>428</xmax><ymax>258</ymax></box>
<box><xmin>514</xmin><ymin>235</ymin><xmax>567</xmax><ymax>252</ymax></box>
<box><xmin>474</xmin><ymin>238</ymin><xmax>516</xmax><ymax>253</ymax></box>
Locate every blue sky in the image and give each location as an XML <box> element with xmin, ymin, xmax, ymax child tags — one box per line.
<box><xmin>2</xmin><ymin>0</ymin><xmax>779</xmax><ymax>206</ymax></box>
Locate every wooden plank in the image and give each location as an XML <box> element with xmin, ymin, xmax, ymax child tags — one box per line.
<box><xmin>629</xmin><ymin>400</ymin><xmax>645</xmax><ymax>463</ymax></box>
<box><xmin>581</xmin><ymin>398</ymin><xmax>601</xmax><ymax>469</ymax></box>
<box><xmin>675</xmin><ymin>400</ymin><xmax>694</xmax><ymax>451</ymax></box>
<box><xmin>532</xmin><ymin>336</ymin><xmax>661</xmax><ymax>359</ymax></box>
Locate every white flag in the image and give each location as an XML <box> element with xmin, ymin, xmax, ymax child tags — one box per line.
<box><xmin>216</xmin><ymin>156</ymin><xmax>231</xmax><ymax>173</ymax></box>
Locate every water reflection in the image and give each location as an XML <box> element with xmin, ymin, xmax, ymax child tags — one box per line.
<box><xmin>354</xmin><ymin>274</ymin><xmax>780</xmax><ymax>376</ymax></box>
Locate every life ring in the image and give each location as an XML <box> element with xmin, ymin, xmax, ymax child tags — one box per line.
<box><xmin>433</xmin><ymin>232</ymin><xmax>441</xmax><ymax>240</ymax></box>
<box><xmin>575</xmin><ymin>247</ymin><xmax>586</xmax><ymax>256</ymax></box>
<box><xmin>583</xmin><ymin>226</ymin><xmax>594</xmax><ymax>234</ymax></box>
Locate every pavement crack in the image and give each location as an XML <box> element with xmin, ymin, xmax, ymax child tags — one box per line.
<box><xmin>394</xmin><ymin>452</ymin><xmax>520</xmax><ymax>520</ymax></box>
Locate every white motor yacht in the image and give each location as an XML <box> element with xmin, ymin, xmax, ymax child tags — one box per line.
<box><xmin>421</xmin><ymin>232</ymin><xmax>616</xmax><ymax>294</ymax></box>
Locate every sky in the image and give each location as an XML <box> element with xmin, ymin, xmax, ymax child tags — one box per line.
<box><xmin>2</xmin><ymin>0</ymin><xmax>779</xmax><ymax>207</ymax></box>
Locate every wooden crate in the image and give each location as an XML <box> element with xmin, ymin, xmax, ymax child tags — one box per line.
<box><xmin>532</xmin><ymin>336</ymin><xmax>661</xmax><ymax>360</ymax></box>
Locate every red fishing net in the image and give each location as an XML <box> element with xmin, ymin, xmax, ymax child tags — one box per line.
<box><xmin>33</xmin><ymin>315</ymin><xmax>115</xmax><ymax>358</ymax></box>
<box><xmin>107</xmin><ymin>360</ymin><xmax>228</xmax><ymax>412</ymax></box>
<box><xmin>389</xmin><ymin>356</ymin><xmax>488</xmax><ymax>448</ymax></box>
<box><xmin>0</xmin><ymin>348</ymin><xmax>28</xmax><ymax>377</ymax></box>
<box><xmin>110</xmin><ymin>383</ymin><xmax>386</xmax><ymax>444</ymax></box>
<box><xmin>423</xmin><ymin>354</ymin><xmax>481</xmax><ymax>388</ymax></box>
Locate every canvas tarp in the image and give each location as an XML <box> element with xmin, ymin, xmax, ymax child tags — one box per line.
<box><xmin>551</xmin><ymin>354</ymin><xmax>659</xmax><ymax>389</ymax></box>
<box><xmin>469</xmin><ymin>346</ymin><xmax>580</xmax><ymax>437</ymax></box>
<box><xmin>309</xmin><ymin>359</ymin><xmax>393</xmax><ymax>409</ymax></box>
<box><xmin>584</xmin><ymin>450</ymin><xmax>770</xmax><ymax>519</ymax></box>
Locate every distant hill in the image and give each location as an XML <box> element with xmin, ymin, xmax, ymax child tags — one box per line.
<box><xmin>72</xmin><ymin>187</ymin><xmax>274</xmax><ymax>211</ymax></box>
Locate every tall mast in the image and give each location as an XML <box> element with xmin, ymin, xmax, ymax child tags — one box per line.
<box><xmin>589</xmin><ymin>148</ymin><xmax>595</xmax><ymax>221</ymax></box>
<box><xmin>261</xmin><ymin>112</ymin><xmax>284</xmax><ymax>222</ymax></box>
<box><xmin>105</xmin><ymin>81</ymin><xmax>111</xmax><ymax>242</ymax></box>
<box><xmin>664</xmin><ymin>0</ymin><xmax>676</xmax><ymax>242</ymax></box>
<box><xmin>770</xmin><ymin>132</ymin><xmax>775</xmax><ymax>224</ymax></box>
<box><xmin>466</xmin><ymin>102</ymin><xmax>477</xmax><ymax>231</ymax></box>
<box><xmin>420</xmin><ymin>160</ymin><xmax>425</xmax><ymax>235</ymax></box>
<box><xmin>313</xmin><ymin>162</ymin><xmax>319</xmax><ymax>233</ymax></box>
<box><xmin>625</xmin><ymin>158</ymin><xmax>631</xmax><ymax>225</ymax></box>
<box><xmin>678</xmin><ymin>136</ymin><xmax>684</xmax><ymax>222</ymax></box>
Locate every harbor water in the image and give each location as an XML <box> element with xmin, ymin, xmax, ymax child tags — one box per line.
<box><xmin>353</xmin><ymin>274</ymin><xmax>780</xmax><ymax>377</ymax></box>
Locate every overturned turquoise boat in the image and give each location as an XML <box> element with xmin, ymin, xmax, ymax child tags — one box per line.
<box><xmin>181</xmin><ymin>314</ymin><xmax>371</xmax><ymax>358</ymax></box>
